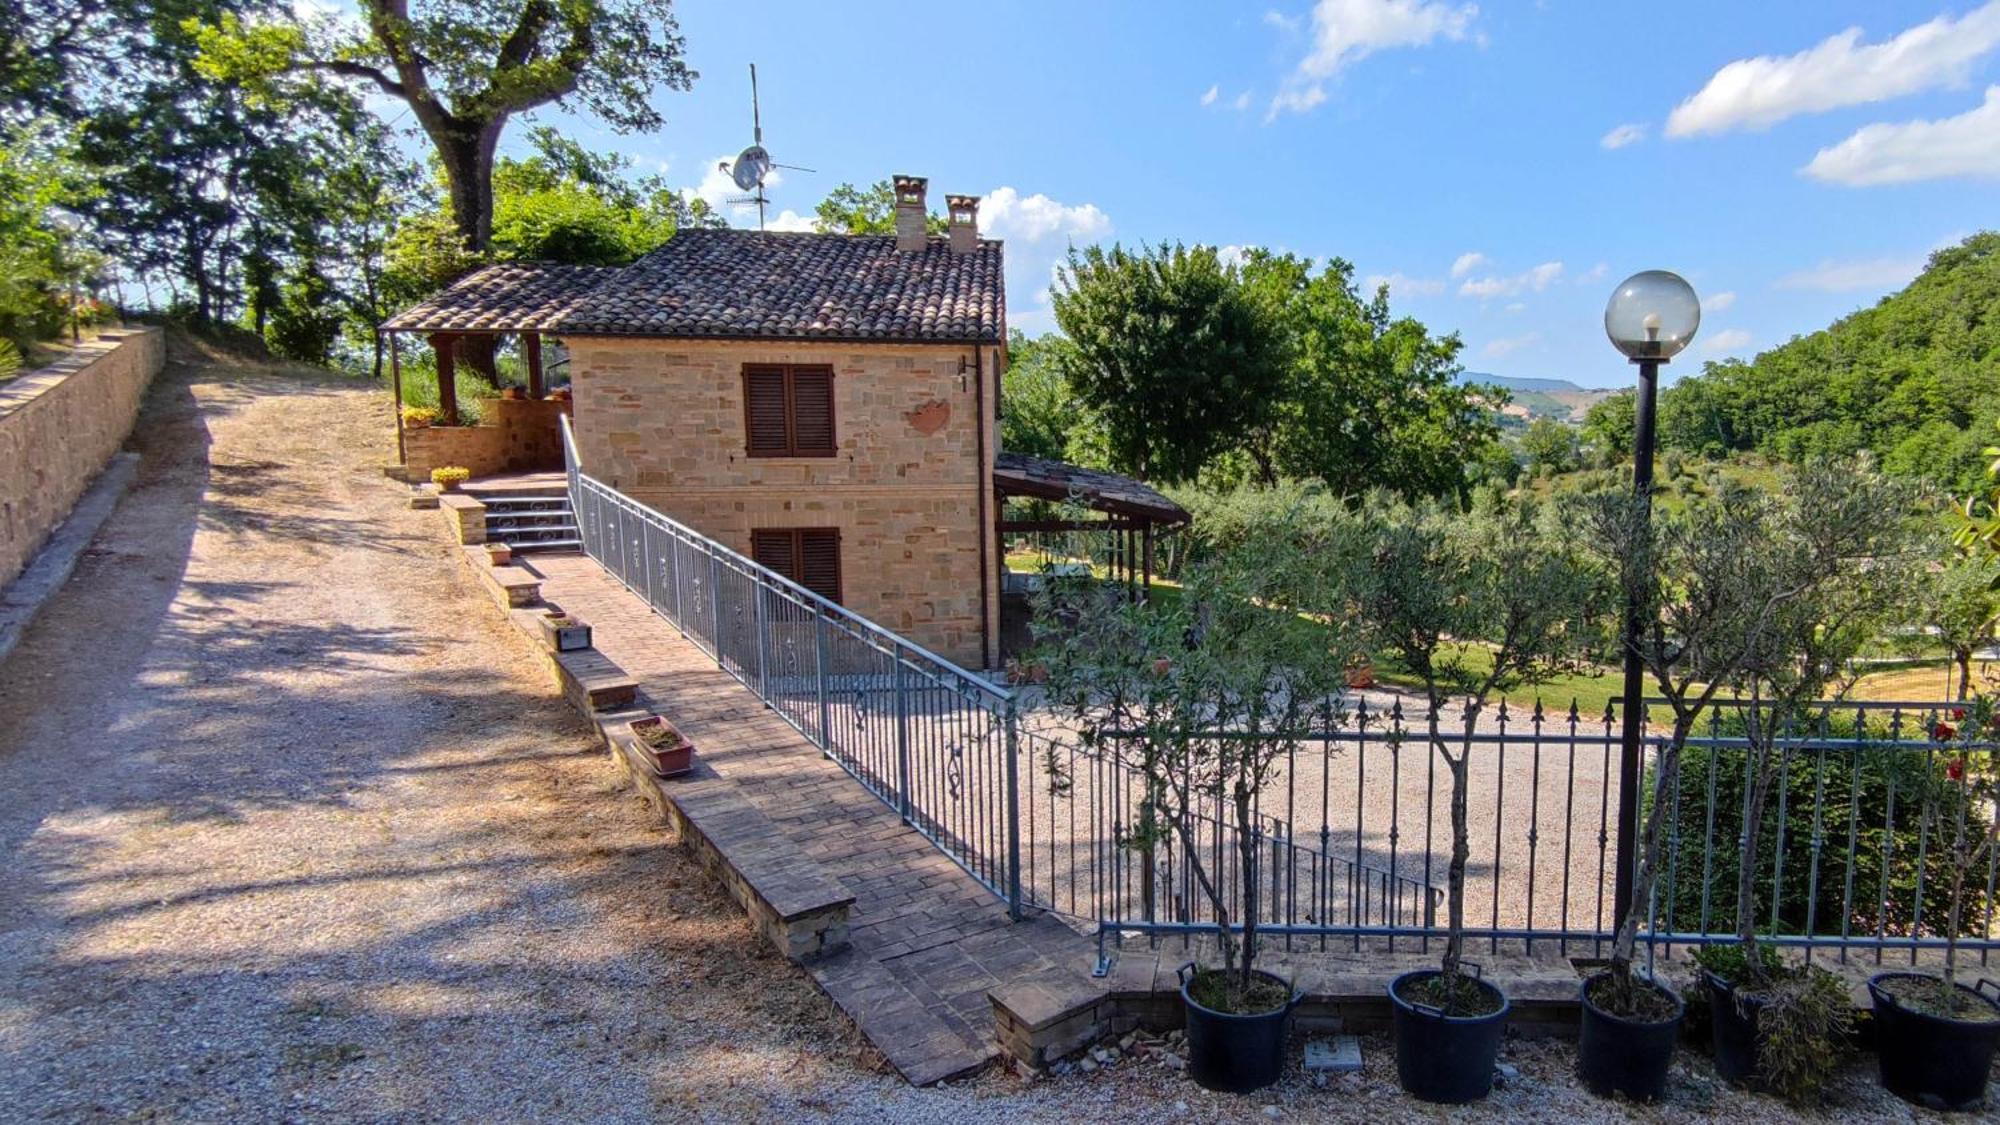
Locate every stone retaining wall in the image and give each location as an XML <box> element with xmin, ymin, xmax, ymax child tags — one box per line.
<box><xmin>0</xmin><ymin>328</ymin><xmax>163</xmax><ymax>589</ymax></box>
<box><xmin>402</xmin><ymin>396</ymin><xmax>570</xmax><ymax>481</ymax></box>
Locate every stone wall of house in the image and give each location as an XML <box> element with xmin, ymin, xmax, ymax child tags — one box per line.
<box><xmin>402</xmin><ymin>396</ymin><xmax>571</xmax><ymax>481</ymax></box>
<box><xmin>0</xmin><ymin>327</ymin><xmax>163</xmax><ymax>590</ymax></box>
<box><xmin>566</xmin><ymin>336</ymin><xmax>1001</xmax><ymax>669</ymax></box>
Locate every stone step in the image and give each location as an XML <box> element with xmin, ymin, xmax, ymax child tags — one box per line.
<box><xmin>480</xmin><ymin>494</ymin><xmax>571</xmax><ymax>508</ymax></box>
<box><xmin>504</xmin><ymin>537</ymin><xmax>582</xmax><ymax>554</ymax></box>
<box><xmin>487</xmin><ymin>512</ymin><xmax>575</xmax><ymax>528</ymax></box>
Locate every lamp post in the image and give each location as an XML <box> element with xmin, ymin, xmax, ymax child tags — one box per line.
<box><xmin>1604</xmin><ymin>269</ymin><xmax>1700</xmax><ymax>930</ymax></box>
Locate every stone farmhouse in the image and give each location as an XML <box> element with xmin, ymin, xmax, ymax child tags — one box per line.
<box><xmin>383</xmin><ymin>176</ymin><xmax>1186</xmax><ymax>669</ymax></box>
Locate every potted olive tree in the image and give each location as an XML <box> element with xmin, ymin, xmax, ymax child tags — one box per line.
<box><xmin>1575</xmin><ymin>466</ymin><xmax>1904</xmax><ymax>1100</ymax></box>
<box><xmin>1678</xmin><ymin>460</ymin><xmax>1922</xmax><ymax>1106</ymax></box>
<box><xmin>1033</xmin><ymin>512</ymin><xmax>1347</xmax><ymax>1093</ymax></box>
<box><xmin>1348</xmin><ymin>498</ymin><xmax>1608</xmax><ymax>1104</ymax></box>
<box><xmin>1868</xmin><ymin>693</ymin><xmax>2000</xmax><ymax>1111</ymax></box>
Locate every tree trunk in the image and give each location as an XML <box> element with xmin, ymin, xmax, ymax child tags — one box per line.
<box><xmin>1442</xmin><ymin>752</ymin><xmax>1469</xmax><ymax>981</ymax></box>
<box><xmin>431</xmin><ymin>118</ymin><xmax>504</xmax><ymax>381</ymax></box>
<box><xmin>1236</xmin><ymin>783</ymin><xmax>1259</xmax><ymax>989</ymax></box>
<box><xmin>1735</xmin><ymin>736</ymin><xmax>1778</xmax><ymax>979</ymax></box>
<box><xmin>1958</xmin><ymin>650</ymin><xmax>1974</xmax><ymax>702</ymax></box>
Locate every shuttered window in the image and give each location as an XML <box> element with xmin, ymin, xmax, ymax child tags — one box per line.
<box><xmin>749</xmin><ymin>527</ymin><xmax>843</xmax><ymax>603</ymax></box>
<box><xmin>742</xmin><ymin>364</ymin><xmax>836</xmax><ymax>457</ymax></box>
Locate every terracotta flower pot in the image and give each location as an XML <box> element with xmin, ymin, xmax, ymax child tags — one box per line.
<box><xmin>628</xmin><ymin>715</ymin><xmax>694</xmax><ymax>778</ymax></box>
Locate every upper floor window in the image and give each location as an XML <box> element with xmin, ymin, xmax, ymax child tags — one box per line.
<box><xmin>743</xmin><ymin>364</ymin><xmax>836</xmax><ymax>457</ymax></box>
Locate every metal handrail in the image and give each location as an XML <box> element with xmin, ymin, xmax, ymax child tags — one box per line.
<box><xmin>560</xmin><ymin>416</ymin><xmax>1009</xmax><ymax>702</ymax></box>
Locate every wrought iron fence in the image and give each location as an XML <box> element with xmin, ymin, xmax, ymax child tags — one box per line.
<box><xmin>562</xmin><ymin>419</ymin><xmax>1997</xmax><ymax>964</ymax></box>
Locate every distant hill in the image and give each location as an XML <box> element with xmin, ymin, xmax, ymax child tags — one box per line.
<box><xmin>1657</xmin><ymin>231</ymin><xmax>2000</xmax><ymax>491</ymax></box>
<box><xmin>1460</xmin><ymin>371</ymin><xmax>1615</xmax><ymax>423</ymax></box>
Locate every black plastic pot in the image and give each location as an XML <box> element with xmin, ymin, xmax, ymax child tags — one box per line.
<box><xmin>1868</xmin><ymin>972</ymin><xmax>2000</xmax><ymax>1111</ymax></box>
<box><xmin>1178</xmin><ymin>963</ymin><xmax>1303</xmax><ymax>1094</ymax></box>
<box><xmin>1577</xmin><ymin>972</ymin><xmax>1684</xmax><ymax>1102</ymax></box>
<box><xmin>1390</xmin><ymin>968</ymin><xmax>1510</xmax><ymax>1104</ymax></box>
<box><xmin>1704</xmin><ymin>971</ymin><xmax>1765</xmax><ymax>1085</ymax></box>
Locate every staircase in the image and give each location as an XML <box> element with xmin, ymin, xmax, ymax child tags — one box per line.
<box><xmin>479</xmin><ymin>482</ymin><xmax>581</xmax><ymax>554</ymax></box>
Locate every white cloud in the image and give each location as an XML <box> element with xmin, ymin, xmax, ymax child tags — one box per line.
<box><xmin>1232</xmin><ymin>90</ymin><xmax>1254</xmax><ymax>112</ymax></box>
<box><xmin>1504</xmin><ymin>301</ymin><xmax>1526</xmax><ymax>314</ymax></box>
<box><xmin>1702</xmin><ymin>328</ymin><xmax>1753</xmax><ymax>354</ymax></box>
<box><xmin>765</xmin><ymin>209</ymin><xmax>818</xmax><ymax>233</ymax></box>
<box><xmin>1803</xmin><ymin>85</ymin><xmax>2000</xmax><ymax>185</ymax></box>
<box><xmin>1483</xmin><ymin>332</ymin><xmax>1541</xmax><ymax>358</ymax></box>
<box><xmin>1201</xmin><ymin>84</ymin><xmax>1221</xmax><ymax>106</ymax></box>
<box><xmin>1666</xmin><ymin>2</ymin><xmax>2000</xmax><ymax>138</ymax></box>
<box><xmin>1365</xmin><ymin>271</ymin><xmax>1446</xmax><ymax>298</ymax></box>
<box><xmin>1706</xmin><ymin>290</ymin><xmax>1737</xmax><ymax>312</ymax></box>
<box><xmin>1449</xmin><ymin>250</ymin><xmax>1488</xmax><ymax>279</ymax></box>
<box><xmin>1600</xmin><ymin>123</ymin><xmax>1646</xmax><ymax>150</ymax></box>
<box><xmin>1218</xmin><ymin>244</ymin><xmax>1254</xmax><ymax>269</ymax></box>
<box><xmin>1265</xmin><ymin>9</ymin><xmax>1302</xmax><ymax>32</ymax></box>
<box><xmin>1575</xmin><ymin>262</ymin><xmax>1609</xmax><ymax>285</ymax></box>
<box><xmin>1775</xmin><ymin>253</ymin><xmax>1927</xmax><ymax>292</ymax></box>
<box><xmin>1268</xmin><ymin>0</ymin><xmax>1480</xmax><ymax>119</ymax></box>
<box><xmin>1459</xmin><ymin>260</ymin><xmax>1563</xmax><ymax>298</ymax></box>
<box><xmin>979</xmin><ymin>187</ymin><xmax>1112</xmax><ymax>244</ymax></box>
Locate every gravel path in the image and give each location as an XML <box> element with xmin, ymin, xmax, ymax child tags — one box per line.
<box><xmin>0</xmin><ymin>336</ymin><xmax>1965</xmax><ymax>1123</ymax></box>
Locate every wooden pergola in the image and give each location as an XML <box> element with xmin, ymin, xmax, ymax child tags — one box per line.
<box><xmin>992</xmin><ymin>452</ymin><xmax>1191</xmax><ymax>597</ymax></box>
<box><xmin>377</xmin><ymin>261</ymin><xmax>611</xmax><ymax>457</ymax></box>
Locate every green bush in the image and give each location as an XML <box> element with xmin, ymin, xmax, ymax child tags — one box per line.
<box><xmin>1654</xmin><ymin>726</ymin><xmax>1983</xmax><ymax>939</ymax></box>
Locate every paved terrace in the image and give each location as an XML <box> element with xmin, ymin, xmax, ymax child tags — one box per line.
<box><xmin>520</xmin><ymin>551</ymin><xmax>1105</xmax><ymax>1085</ymax></box>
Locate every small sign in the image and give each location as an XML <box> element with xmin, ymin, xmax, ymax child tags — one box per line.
<box><xmin>1303</xmin><ymin>1036</ymin><xmax>1362</xmax><ymax>1073</ymax></box>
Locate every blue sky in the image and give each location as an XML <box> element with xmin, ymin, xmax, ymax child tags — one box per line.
<box><xmin>520</xmin><ymin>0</ymin><xmax>2000</xmax><ymax>387</ymax></box>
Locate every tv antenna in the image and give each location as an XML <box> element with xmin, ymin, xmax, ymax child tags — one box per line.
<box><xmin>721</xmin><ymin>64</ymin><xmax>814</xmax><ymax>230</ymax></box>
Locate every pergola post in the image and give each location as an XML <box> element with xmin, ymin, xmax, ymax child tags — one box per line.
<box><xmin>525</xmin><ymin>332</ymin><xmax>545</xmax><ymax>399</ymax></box>
<box><xmin>428</xmin><ymin>332</ymin><xmax>459</xmax><ymax>425</ymax></box>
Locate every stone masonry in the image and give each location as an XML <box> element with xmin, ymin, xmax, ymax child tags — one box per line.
<box><xmin>564</xmin><ymin>336</ymin><xmax>1002</xmax><ymax>669</ymax></box>
<box><xmin>0</xmin><ymin>328</ymin><xmax>163</xmax><ymax>589</ymax></box>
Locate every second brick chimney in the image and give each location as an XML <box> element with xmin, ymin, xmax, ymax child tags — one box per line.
<box><xmin>946</xmin><ymin>194</ymin><xmax>979</xmax><ymax>255</ymax></box>
<box><xmin>893</xmin><ymin>175</ymin><xmax>928</xmax><ymax>252</ymax></box>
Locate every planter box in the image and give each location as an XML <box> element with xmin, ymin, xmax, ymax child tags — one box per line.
<box><xmin>485</xmin><ymin>543</ymin><xmax>512</xmax><ymax>566</ymax></box>
<box><xmin>627</xmin><ymin>714</ymin><xmax>695</xmax><ymax>778</ymax></box>
<box><xmin>536</xmin><ymin>610</ymin><xmax>591</xmax><ymax>652</ymax></box>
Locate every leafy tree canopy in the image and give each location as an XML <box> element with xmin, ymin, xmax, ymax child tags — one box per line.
<box><xmin>813</xmin><ymin>180</ymin><xmax>946</xmax><ymax>236</ymax></box>
<box><xmin>1659</xmin><ymin>232</ymin><xmax>2000</xmax><ymax>492</ymax></box>
<box><xmin>1051</xmin><ymin>243</ymin><xmax>1288</xmax><ymax>485</ymax></box>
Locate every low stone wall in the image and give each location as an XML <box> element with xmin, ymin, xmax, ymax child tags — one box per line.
<box><xmin>403</xmin><ymin>396</ymin><xmax>570</xmax><ymax>481</ymax></box>
<box><xmin>0</xmin><ymin>328</ymin><xmax>164</xmax><ymax>590</ymax></box>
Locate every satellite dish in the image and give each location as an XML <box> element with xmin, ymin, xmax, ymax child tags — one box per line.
<box><xmin>730</xmin><ymin>144</ymin><xmax>771</xmax><ymax>192</ymax></box>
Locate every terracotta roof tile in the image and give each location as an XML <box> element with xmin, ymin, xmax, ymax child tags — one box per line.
<box><xmin>383</xmin><ymin>229</ymin><xmax>1006</xmax><ymax>344</ymax></box>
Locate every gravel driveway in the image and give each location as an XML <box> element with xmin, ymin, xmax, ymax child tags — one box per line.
<box><xmin>0</xmin><ymin>337</ymin><xmax>1939</xmax><ymax>1124</ymax></box>
<box><xmin>0</xmin><ymin>339</ymin><xmax>880</xmax><ymax>1122</ymax></box>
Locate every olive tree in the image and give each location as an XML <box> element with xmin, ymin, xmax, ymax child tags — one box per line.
<box><xmin>1342</xmin><ymin>498</ymin><xmax>1610</xmax><ymax>1000</ymax></box>
<box><xmin>1031</xmin><ymin>507</ymin><xmax>1353</xmax><ymax>999</ymax></box>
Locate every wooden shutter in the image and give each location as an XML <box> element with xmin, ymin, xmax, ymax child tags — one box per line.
<box><xmin>744</xmin><ymin>367</ymin><xmax>790</xmax><ymax>455</ymax></box>
<box><xmin>748</xmin><ymin>528</ymin><xmax>841</xmax><ymax>604</ymax></box>
<box><xmin>797</xmin><ymin>528</ymin><xmax>842</xmax><ymax>602</ymax></box>
<box><xmin>742</xmin><ymin>364</ymin><xmax>836</xmax><ymax>457</ymax></box>
<box><xmin>790</xmin><ymin>369</ymin><xmax>836</xmax><ymax>455</ymax></box>
<box><xmin>749</xmin><ymin>529</ymin><xmax>794</xmax><ymax>574</ymax></box>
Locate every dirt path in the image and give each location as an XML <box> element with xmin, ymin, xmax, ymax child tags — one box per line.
<box><xmin>0</xmin><ymin>338</ymin><xmax>876</xmax><ymax>1122</ymax></box>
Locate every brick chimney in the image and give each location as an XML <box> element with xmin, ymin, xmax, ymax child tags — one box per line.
<box><xmin>946</xmin><ymin>194</ymin><xmax>980</xmax><ymax>255</ymax></box>
<box><xmin>893</xmin><ymin>175</ymin><xmax>928</xmax><ymax>252</ymax></box>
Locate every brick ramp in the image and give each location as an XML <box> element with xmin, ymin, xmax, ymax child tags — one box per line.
<box><xmin>520</xmin><ymin>551</ymin><xmax>1100</xmax><ymax>1085</ymax></box>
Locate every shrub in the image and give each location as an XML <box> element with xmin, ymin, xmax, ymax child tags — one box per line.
<box><xmin>401</xmin><ymin>405</ymin><xmax>439</xmax><ymax>427</ymax></box>
<box><xmin>0</xmin><ymin>338</ymin><xmax>20</xmax><ymax>380</ymax></box>
<box><xmin>1654</xmin><ymin>728</ymin><xmax>1984</xmax><ymax>939</ymax></box>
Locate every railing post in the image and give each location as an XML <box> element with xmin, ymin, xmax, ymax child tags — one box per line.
<box><xmin>1006</xmin><ymin>695</ymin><xmax>1023</xmax><ymax>921</ymax></box>
<box><xmin>753</xmin><ymin>578</ymin><xmax>771</xmax><ymax>704</ymax></box>
<box><xmin>894</xmin><ymin>649</ymin><xmax>912</xmax><ymax>823</ymax></box>
<box><xmin>815</xmin><ymin>611</ymin><xmax>832</xmax><ymax>755</ymax></box>
<box><xmin>708</xmin><ymin>548</ymin><xmax>724</xmax><ymax>669</ymax></box>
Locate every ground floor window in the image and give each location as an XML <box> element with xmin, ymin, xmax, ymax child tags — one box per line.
<box><xmin>749</xmin><ymin>527</ymin><xmax>842</xmax><ymax>604</ymax></box>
